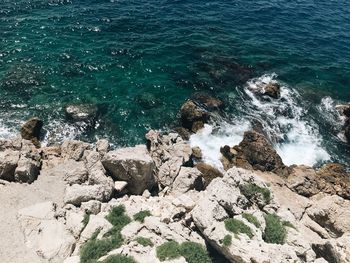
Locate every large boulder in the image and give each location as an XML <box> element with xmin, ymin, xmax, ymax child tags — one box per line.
<box><xmin>180</xmin><ymin>100</ymin><xmax>210</xmax><ymax>132</ymax></box>
<box><xmin>233</xmin><ymin>130</ymin><xmax>289</xmax><ymax>176</ymax></box>
<box><xmin>102</xmin><ymin>145</ymin><xmax>155</xmax><ymax>195</ymax></box>
<box><xmin>0</xmin><ymin>150</ymin><xmax>20</xmax><ymax>181</ymax></box>
<box><xmin>20</xmin><ymin>117</ymin><xmax>43</xmax><ymax>146</ymax></box>
<box><xmin>146</xmin><ymin>130</ymin><xmax>192</xmax><ymax>189</ymax></box>
<box><xmin>64</xmin><ymin>184</ymin><xmax>113</xmax><ymax>206</ymax></box>
<box><xmin>171</xmin><ymin>167</ymin><xmax>204</xmax><ymax>194</ymax></box>
<box><xmin>191</xmin><ymin>92</ymin><xmax>224</xmax><ymax>111</ymax></box>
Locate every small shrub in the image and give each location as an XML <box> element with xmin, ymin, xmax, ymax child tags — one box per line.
<box><xmin>156</xmin><ymin>241</ymin><xmax>212</xmax><ymax>263</ymax></box>
<box><xmin>106</xmin><ymin>205</ymin><xmax>131</xmax><ymax>230</ymax></box>
<box><xmin>179</xmin><ymin>242</ymin><xmax>212</xmax><ymax>263</ymax></box>
<box><xmin>156</xmin><ymin>241</ymin><xmax>181</xmax><ymax>261</ymax></box>
<box><xmin>133</xmin><ymin>210</ymin><xmax>151</xmax><ymax>223</ymax></box>
<box><xmin>240</xmin><ymin>183</ymin><xmax>271</xmax><ymax>204</ymax></box>
<box><xmin>263</xmin><ymin>214</ymin><xmax>286</xmax><ymax>244</ymax></box>
<box><xmin>242</xmin><ymin>213</ymin><xmax>261</xmax><ymax>228</ymax></box>
<box><xmin>102</xmin><ymin>254</ymin><xmax>137</xmax><ymax>263</ymax></box>
<box><xmin>81</xmin><ymin>205</ymin><xmax>131</xmax><ymax>263</ymax></box>
<box><xmin>82</xmin><ymin>213</ymin><xmax>90</xmax><ymax>229</ymax></box>
<box><xmin>80</xmin><ymin>233</ymin><xmax>123</xmax><ymax>263</ymax></box>
<box><xmin>222</xmin><ymin>235</ymin><xmax>232</xmax><ymax>246</ymax></box>
<box><xmin>136</xmin><ymin>237</ymin><xmax>154</xmax><ymax>247</ymax></box>
<box><xmin>225</xmin><ymin>218</ymin><xmax>253</xmax><ymax>238</ymax></box>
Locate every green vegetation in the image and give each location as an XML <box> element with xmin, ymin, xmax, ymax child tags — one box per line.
<box><xmin>156</xmin><ymin>241</ymin><xmax>181</xmax><ymax>261</ymax></box>
<box><xmin>222</xmin><ymin>235</ymin><xmax>232</xmax><ymax>246</ymax></box>
<box><xmin>224</xmin><ymin>218</ymin><xmax>253</xmax><ymax>238</ymax></box>
<box><xmin>179</xmin><ymin>242</ymin><xmax>211</xmax><ymax>263</ymax></box>
<box><xmin>82</xmin><ymin>213</ymin><xmax>90</xmax><ymax>229</ymax></box>
<box><xmin>240</xmin><ymin>183</ymin><xmax>271</xmax><ymax>204</ymax></box>
<box><xmin>136</xmin><ymin>237</ymin><xmax>154</xmax><ymax>247</ymax></box>
<box><xmin>102</xmin><ymin>254</ymin><xmax>137</xmax><ymax>263</ymax></box>
<box><xmin>242</xmin><ymin>213</ymin><xmax>261</xmax><ymax>228</ymax></box>
<box><xmin>156</xmin><ymin>241</ymin><xmax>211</xmax><ymax>263</ymax></box>
<box><xmin>80</xmin><ymin>205</ymin><xmax>131</xmax><ymax>263</ymax></box>
<box><xmin>133</xmin><ymin>210</ymin><xmax>151</xmax><ymax>223</ymax></box>
<box><xmin>263</xmin><ymin>214</ymin><xmax>286</xmax><ymax>244</ymax></box>
<box><xmin>106</xmin><ymin>205</ymin><xmax>132</xmax><ymax>231</ymax></box>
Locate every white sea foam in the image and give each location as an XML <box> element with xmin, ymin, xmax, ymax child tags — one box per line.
<box><xmin>190</xmin><ymin>73</ymin><xmax>330</xmax><ymax>169</ymax></box>
<box><xmin>244</xmin><ymin>74</ymin><xmax>330</xmax><ymax>166</ymax></box>
<box><xmin>190</xmin><ymin>121</ymin><xmax>250</xmax><ymax>169</ymax></box>
<box><xmin>0</xmin><ymin>121</ymin><xmax>16</xmax><ymax>139</ymax></box>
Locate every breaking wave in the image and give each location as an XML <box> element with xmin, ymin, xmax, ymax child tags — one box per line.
<box><xmin>191</xmin><ymin>74</ymin><xmax>331</xmax><ymax>168</ymax></box>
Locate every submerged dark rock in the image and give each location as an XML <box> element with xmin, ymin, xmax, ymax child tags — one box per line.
<box><xmin>264</xmin><ymin>83</ymin><xmax>281</xmax><ymax>99</ymax></box>
<box><xmin>136</xmin><ymin>92</ymin><xmax>162</xmax><ymax>109</ymax></box>
<box><xmin>191</xmin><ymin>92</ymin><xmax>224</xmax><ymax>111</ymax></box>
<box><xmin>64</xmin><ymin>103</ymin><xmax>98</xmax><ymax>129</ymax></box>
<box><xmin>0</xmin><ymin>63</ymin><xmax>45</xmax><ymax>95</ymax></box>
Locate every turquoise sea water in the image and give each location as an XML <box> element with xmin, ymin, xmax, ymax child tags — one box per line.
<box><xmin>1</xmin><ymin>0</ymin><xmax>350</xmax><ymax>166</ymax></box>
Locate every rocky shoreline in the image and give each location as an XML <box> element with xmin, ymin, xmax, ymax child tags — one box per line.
<box><xmin>1</xmin><ymin>92</ymin><xmax>350</xmax><ymax>263</ymax></box>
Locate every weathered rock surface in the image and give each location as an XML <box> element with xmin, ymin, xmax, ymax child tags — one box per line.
<box><xmin>0</xmin><ymin>149</ymin><xmax>20</xmax><ymax>181</ymax></box>
<box><xmin>0</xmin><ymin>139</ymin><xmax>41</xmax><ymax>183</ymax></box>
<box><xmin>17</xmin><ymin>202</ymin><xmax>76</xmax><ymax>262</ymax></box>
<box><xmin>20</xmin><ymin>117</ymin><xmax>43</xmax><ymax>142</ymax></box>
<box><xmin>171</xmin><ymin>167</ymin><xmax>204</xmax><ymax>194</ymax></box>
<box><xmin>61</xmin><ymin>140</ymin><xmax>91</xmax><ymax>161</ymax></box>
<box><xmin>287</xmin><ymin>163</ymin><xmax>350</xmax><ymax>200</ymax></box>
<box><xmin>64</xmin><ymin>184</ymin><xmax>113</xmax><ymax>206</ymax></box>
<box><xmin>45</xmin><ymin>159</ymin><xmax>88</xmax><ymax>185</ymax></box>
<box><xmin>224</xmin><ymin>130</ymin><xmax>290</xmax><ymax>176</ymax></box>
<box><xmin>146</xmin><ymin>130</ymin><xmax>192</xmax><ymax>189</ymax></box>
<box><xmin>102</xmin><ymin>145</ymin><xmax>155</xmax><ymax>195</ymax></box>
<box><xmin>180</xmin><ymin>100</ymin><xmax>210</xmax><ymax>132</ymax></box>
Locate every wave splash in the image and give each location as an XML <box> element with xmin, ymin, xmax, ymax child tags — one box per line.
<box><xmin>191</xmin><ymin>73</ymin><xmax>330</xmax><ymax>168</ymax></box>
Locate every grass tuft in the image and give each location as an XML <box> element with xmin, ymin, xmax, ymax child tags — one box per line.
<box><xmin>102</xmin><ymin>254</ymin><xmax>137</xmax><ymax>263</ymax></box>
<box><xmin>242</xmin><ymin>213</ymin><xmax>261</xmax><ymax>228</ymax></box>
<box><xmin>156</xmin><ymin>241</ymin><xmax>212</xmax><ymax>263</ymax></box>
<box><xmin>225</xmin><ymin>218</ymin><xmax>253</xmax><ymax>238</ymax></box>
<box><xmin>179</xmin><ymin>242</ymin><xmax>212</xmax><ymax>263</ymax></box>
<box><xmin>156</xmin><ymin>241</ymin><xmax>181</xmax><ymax>261</ymax></box>
<box><xmin>80</xmin><ymin>205</ymin><xmax>131</xmax><ymax>263</ymax></box>
<box><xmin>80</xmin><ymin>233</ymin><xmax>124</xmax><ymax>263</ymax></box>
<box><xmin>136</xmin><ymin>237</ymin><xmax>154</xmax><ymax>247</ymax></box>
<box><xmin>222</xmin><ymin>235</ymin><xmax>232</xmax><ymax>247</ymax></box>
<box><xmin>240</xmin><ymin>183</ymin><xmax>271</xmax><ymax>204</ymax></box>
<box><xmin>82</xmin><ymin>213</ymin><xmax>90</xmax><ymax>229</ymax></box>
<box><xmin>106</xmin><ymin>205</ymin><xmax>131</xmax><ymax>230</ymax></box>
<box><xmin>133</xmin><ymin>210</ymin><xmax>151</xmax><ymax>223</ymax></box>
<box><xmin>263</xmin><ymin>214</ymin><xmax>286</xmax><ymax>244</ymax></box>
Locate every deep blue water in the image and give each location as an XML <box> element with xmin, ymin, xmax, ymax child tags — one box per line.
<box><xmin>1</xmin><ymin>0</ymin><xmax>350</xmax><ymax>165</ymax></box>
